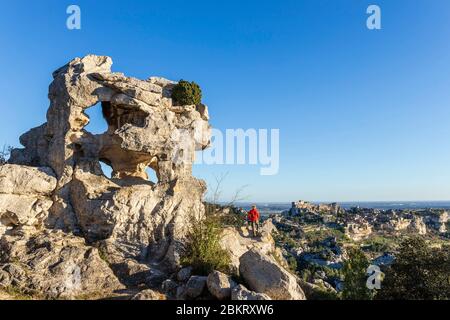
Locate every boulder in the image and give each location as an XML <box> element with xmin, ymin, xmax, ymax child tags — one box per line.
<box><xmin>206</xmin><ymin>270</ymin><xmax>237</xmax><ymax>300</ymax></box>
<box><xmin>0</xmin><ymin>230</ymin><xmax>124</xmax><ymax>299</ymax></box>
<box><xmin>312</xmin><ymin>279</ymin><xmax>337</xmax><ymax>293</ymax></box>
<box><xmin>0</xmin><ymin>165</ymin><xmax>56</xmax><ymax>196</ymax></box>
<box><xmin>239</xmin><ymin>249</ymin><xmax>306</xmax><ymax>300</ymax></box>
<box><xmin>131</xmin><ymin>289</ymin><xmax>166</xmax><ymax>300</ymax></box>
<box><xmin>161</xmin><ymin>279</ymin><xmax>178</xmax><ymax>295</ymax></box>
<box><xmin>298</xmin><ymin>279</ymin><xmax>338</xmax><ymax>299</ymax></box>
<box><xmin>177</xmin><ymin>266</ymin><xmax>193</xmax><ymax>282</ymax></box>
<box><xmin>220</xmin><ymin>219</ymin><xmax>277</xmax><ymax>274</ymax></box>
<box><xmin>231</xmin><ymin>284</ymin><xmax>271</xmax><ymax>300</ymax></box>
<box><xmin>0</xmin><ymin>194</ymin><xmax>53</xmax><ymax>230</ymax></box>
<box><xmin>185</xmin><ymin>276</ymin><xmax>207</xmax><ymax>298</ymax></box>
<box><xmin>107</xmin><ymin>259</ymin><xmax>151</xmax><ymax>287</ymax></box>
<box><xmin>176</xmin><ymin>284</ymin><xmax>187</xmax><ymax>300</ymax></box>
<box><xmin>0</xmin><ymin>165</ymin><xmax>56</xmax><ymax>236</ymax></box>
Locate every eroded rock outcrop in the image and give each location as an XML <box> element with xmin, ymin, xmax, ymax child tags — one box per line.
<box><xmin>0</xmin><ymin>54</ymin><xmax>306</xmax><ymax>300</ymax></box>
<box><xmin>220</xmin><ymin>220</ymin><xmax>306</xmax><ymax>300</ymax></box>
<box><xmin>231</xmin><ymin>284</ymin><xmax>271</xmax><ymax>300</ymax></box>
<box><xmin>239</xmin><ymin>249</ymin><xmax>306</xmax><ymax>300</ymax></box>
<box><xmin>220</xmin><ymin>219</ymin><xmax>281</xmax><ymax>273</ymax></box>
<box><xmin>0</xmin><ymin>230</ymin><xmax>123</xmax><ymax>299</ymax></box>
<box><xmin>1</xmin><ymin>54</ymin><xmax>211</xmax><ymax>298</ymax></box>
<box><xmin>206</xmin><ymin>270</ymin><xmax>237</xmax><ymax>300</ymax></box>
<box><xmin>0</xmin><ymin>164</ymin><xmax>57</xmax><ymax>235</ymax></box>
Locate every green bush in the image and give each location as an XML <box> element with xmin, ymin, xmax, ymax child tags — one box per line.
<box><xmin>300</xmin><ymin>268</ymin><xmax>313</xmax><ymax>282</ymax></box>
<box><xmin>342</xmin><ymin>248</ymin><xmax>375</xmax><ymax>300</ymax></box>
<box><xmin>171</xmin><ymin>80</ymin><xmax>202</xmax><ymax>106</ymax></box>
<box><xmin>181</xmin><ymin>213</ymin><xmax>231</xmax><ymax>276</ymax></box>
<box><xmin>362</xmin><ymin>235</ymin><xmax>396</xmax><ymax>253</ymax></box>
<box><xmin>287</xmin><ymin>255</ymin><xmax>298</xmax><ymax>273</ymax></box>
<box><xmin>308</xmin><ymin>285</ymin><xmax>341</xmax><ymax>300</ymax></box>
<box><xmin>377</xmin><ymin>237</ymin><xmax>450</xmax><ymax>300</ymax></box>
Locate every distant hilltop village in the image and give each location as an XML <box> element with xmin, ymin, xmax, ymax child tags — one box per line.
<box><xmin>290</xmin><ymin>200</ymin><xmax>342</xmax><ymax>216</ymax></box>
<box><xmin>287</xmin><ymin>200</ymin><xmax>449</xmax><ymax>241</ymax></box>
<box><xmin>268</xmin><ymin>200</ymin><xmax>450</xmax><ymax>294</ymax></box>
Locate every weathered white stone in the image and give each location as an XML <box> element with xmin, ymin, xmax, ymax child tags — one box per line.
<box><xmin>0</xmin><ymin>230</ymin><xmax>123</xmax><ymax>299</ymax></box>
<box><xmin>1</xmin><ymin>55</ymin><xmax>212</xmax><ymax>298</ymax></box>
<box><xmin>131</xmin><ymin>289</ymin><xmax>166</xmax><ymax>300</ymax></box>
<box><xmin>231</xmin><ymin>284</ymin><xmax>271</xmax><ymax>300</ymax></box>
<box><xmin>239</xmin><ymin>249</ymin><xmax>306</xmax><ymax>300</ymax></box>
<box><xmin>219</xmin><ymin>219</ymin><xmax>278</xmax><ymax>273</ymax></box>
<box><xmin>0</xmin><ymin>165</ymin><xmax>56</xmax><ymax>196</ymax></box>
<box><xmin>206</xmin><ymin>270</ymin><xmax>237</xmax><ymax>300</ymax></box>
<box><xmin>409</xmin><ymin>216</ymin><xmax>427</xmax><ymax>235</ymax></box>
<box><xmin>0</xmin><ymin>194</ymin><xmax>52</xmax><ymax>229</ymax></box>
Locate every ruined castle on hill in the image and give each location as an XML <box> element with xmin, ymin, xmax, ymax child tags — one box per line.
<box><xmin>287</xmin><ymin>200</ymin><xmax>448</xmax><ymax>241</ymax></box>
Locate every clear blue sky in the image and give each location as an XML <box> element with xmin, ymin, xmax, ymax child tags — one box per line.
<box><xmin>1</xmin><ymin>1</ymin><xmax>449</xmax><ymax>202</ymax></box>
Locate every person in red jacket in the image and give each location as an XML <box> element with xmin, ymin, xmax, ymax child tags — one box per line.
<box><xmin>247</xmin><ymin>205</ymin><xmax>260</xmax><ymax>237</ymax></box>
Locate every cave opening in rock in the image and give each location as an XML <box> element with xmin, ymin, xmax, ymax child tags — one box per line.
<box><xmin>99</xmin><ymin>160</ymin><xmax>113</xmax><ymax>179</ymax></box>
<box><xmin>146</xmin><ymin>167</ymin><xmax>159</xmax><ymax>184</ymax></box>
<box><xmin>84</xmin><ymin>102</ymin><xmax>109</xmax><ymax>134</ymax></box>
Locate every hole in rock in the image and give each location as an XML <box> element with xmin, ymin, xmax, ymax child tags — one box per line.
<box><xmin>100</xmin><ymin>160</ymin><xmax>113</xmax><ymax>179</ymax></box>
<box><xmin>146</xmin><ymin>167</ymin><xmax>159</xmax><ymax>184</ymax></box>
<box><xmin>84</xmin><ymin>102</ymin><xmax>109</xmax><ymax>134</ymax></box>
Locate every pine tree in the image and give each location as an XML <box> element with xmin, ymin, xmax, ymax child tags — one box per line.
<box><xmin>342</xmin><ymin>248</ymin><xmax>374</xmax><ymax>300</ymax></box>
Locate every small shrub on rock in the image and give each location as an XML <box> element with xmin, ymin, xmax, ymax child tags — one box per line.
<box><xmin>181</xmin><ymin>214</ymin><xmax>231</xmax><ymax>276</ymax></box>
<box><xmin>171</xmin><ymin>80</ymin><xmax>202</xmax><ymax>106</ymax></box>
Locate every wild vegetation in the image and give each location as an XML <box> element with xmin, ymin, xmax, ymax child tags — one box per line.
<box><xmin>171</xmin><ymin>80</ymin><xmax>202</xmax><ymax>106</ymax></box>
<box><xmin>181</xmin><ymin>212</ymin><xmax>231</xmax><ymax>276</ymax></box>
<box><xmin>0</xmin><ymin>145</ymin><xmax>12</xmax><ymax>165</ymax></box>
<box><xmin>341</xmin><ymin>248</ymin><xmax>375</xmax><ymax>300</ymax></box>
<box><xmin>377</xmin><ymin>237</ymin><xmax>450</xmax><ymax>300</ymax></box>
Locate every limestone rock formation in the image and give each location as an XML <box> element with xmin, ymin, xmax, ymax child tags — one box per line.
<box><xmin>0</xmin><ymin>54</ymin><xmax>306</xmax><ymax>300</ymax></box>
<box><xmin>0</xmin><ymin>164</ymin><xmax>57</xmax><ymax>236</ymax></box>
<box><xmin>131</xmin><ymin>289</ymin><xmax>166</xmax><ymax>300</ymax></box>
<box><xmin>220</xmin><ymin>219</ymin><xmax>305</xmax><ymax>300</ymax></box>
<box><xmin>206</xmin><ymin>270</ymin><xmax>237</xmax><ymax>300</ymax></box>
<box><xmin>1</xmin><ymin>54</ymin><xmax>211</xmax><ymax>298</ymax></box>
<box><xmin>220</xmin><ymin>219</ymin><xmax>281</xmax><ymax>273</ymax></box>
<box><xmin>0</xmin><ymin>230</ymin><xmax>123</xmax><ymax>299</ymax></box>
<box><xmin>239</xmin><ymin>249</ymin><xmax>306</xmax><ymax>300</ymax></box>
<box><xmin>409</xmin><ymin>216</ymin><xmax>427</xmax><ymax>235</ymax></box>
<box><xmin>344</xmin><ymin>222</ymin><xmax>372</xmax><ymax>241</ymax></box>
<box><xmin>231</xmin><ymin>284</ymin><xmax>271</xmax><ymax>300</ymax></box>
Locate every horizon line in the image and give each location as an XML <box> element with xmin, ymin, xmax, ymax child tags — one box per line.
<box><xmin>229</xmin><ymin>200</ymin><xmax>450</xmax><ymax>204</ymax></box>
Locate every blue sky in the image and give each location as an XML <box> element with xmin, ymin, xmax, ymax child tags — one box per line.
<box><xmin>1</xmin><ymin>1</ymin><xmax>450</xmax><ymax>202</ymax></box>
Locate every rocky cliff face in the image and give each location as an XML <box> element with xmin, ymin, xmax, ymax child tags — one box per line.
<box><xmin>0</xmin><ymin>55</ymin><xmax>211</xmax><ymax>298</ymax></box>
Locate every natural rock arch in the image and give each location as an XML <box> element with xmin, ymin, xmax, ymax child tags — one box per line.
<box><xmin>7</xmin><ymin>55</ymin><xmax>211</xmax><ymax>275</ymax></box>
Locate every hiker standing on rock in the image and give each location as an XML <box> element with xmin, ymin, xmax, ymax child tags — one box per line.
<box><xmin>247</xmin><ymin>205</ymin><xmax>260</xmax><ymax>237</ymax></box>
